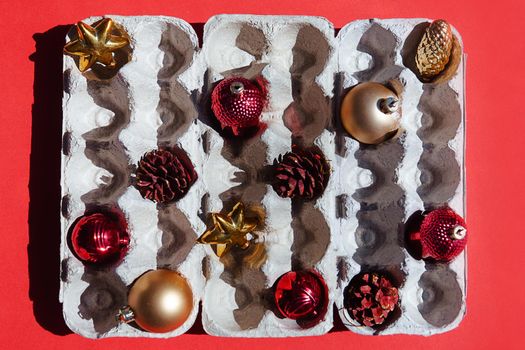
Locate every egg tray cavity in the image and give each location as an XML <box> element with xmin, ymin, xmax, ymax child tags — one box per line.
<box><xmin>60</xmin><ymin>15</ymin><xmax>466</xmax><ymax>338</ymax></box>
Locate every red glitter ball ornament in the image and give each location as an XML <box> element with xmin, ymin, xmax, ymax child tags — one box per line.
<box><xmin>274</xmin><ymin>270</ymin><xmax>328</xmax><ymax>328</ymax></box>
<box><xmin>211</xmin><ymin>77</ymin><xmax>266</xmax><ymax>136</ymax></box>
<box><xmin>70</xmin><ymin>211</ymin><xmax>130</xmax><ymax>266</ymax></box>
<box><xmin>412</xmin><ymin>207</ymin><xmax>467</xmax><ymax>262</ymax></box>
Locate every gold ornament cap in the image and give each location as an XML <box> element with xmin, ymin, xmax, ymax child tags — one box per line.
<box><xmin>340</xmin><ymin>82</ymin><xmax>401</xmax><ymax>145</ymax></box>
<box><xmin>117</xmin><ymin>269</ymin><xmax>193</xmax><ymax>333</ymax></box>
<box><xmin>449</xmin><ymin>225</ymin><xmax>467</xmax><ymax>240</ymax></box>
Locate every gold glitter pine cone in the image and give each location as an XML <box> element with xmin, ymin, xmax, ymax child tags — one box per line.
<box><xmin>415</xmin><ymin>20</ymin><xmax>454</xmax><ymax>81</ymax></box>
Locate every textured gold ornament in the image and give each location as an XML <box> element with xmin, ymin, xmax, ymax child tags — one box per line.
<box><xmin>117</xmin><ymin>269</ymin><xmax>193</xmax><ymax>333</ymax></box>
<box><xmin>197</xmin><ymin>202</ymin><xmax>259</xmax><ymax>257</ymax></box>
<box><xmin>64</xmin><ymin>18</ymin><xmax>130</xmax><ymax>73</ymax></box>
<box><xmin>415</xmin><ymin>19</ymin><xmax>454</xmax><ymax>81</ymax></box>
<box><xmin>340</xmin><ymin>82</ymin><xmax>401</xmax><ymax>145</ymax></box>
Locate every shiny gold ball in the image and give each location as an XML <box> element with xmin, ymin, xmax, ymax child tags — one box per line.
<box><xmin>128</xmin><ymin>269</ymin><xmax>193</xmax><ymax>333</ymax></box>
<box><xmin>340</xmin><ymin>82</ymin><xmax>401</xmax><ymax>145</ymax></box>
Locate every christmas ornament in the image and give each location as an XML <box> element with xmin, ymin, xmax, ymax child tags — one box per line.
<box><xmin>133</xmin><ymin>148</ymin><xmax>197</xmax><ymax>204</ymax></box>
<box><xmin>344</xmin><ymin>272</ymin><xmax>399</xmax><ymax>328</ymax></box>
<box><xmin>416</xmin><ymin>20</ymin><xmax>454</xmax><ymax>81</ymax></box>
<box><xmin>64</xmin><ymin>18</ymin><xmax>130</xmax><ymax>73</ymax></box>
<box><xmin>211</xmin><ymin>77</ymin><xmax>266</xmax><ymax>136</ymax></box>
<box><xmin>411</xmin><ymin>207</ymin><xmax>467</xmax><ymax>262</ymax></box>
<box><xmin>197</xmin><ymin>202</ymin><xmax>259</xmax><ymax>257</ymax></box>
<box><xmin>117</xmin><ymin>269</ymin><xmax>193</xmax><ymax>333</ymax></box>
<box><xmin>272</xmin><ymin>146</ymin><xmax>330</xmax><ymax>201</ymax></box>
<box><xmin>340</xmin><ymin>82</ymin><xmax>401</xmax><ymax>145</ymax></box>
<box><xmin>69</xmin><ymin>211</ymin><xmax>129</xmax><ymax>266</ymax></box>
<box><xmin>274</xmin><ymin>270</ymin><xmax>328</xmax><ymax>328</ymax></box>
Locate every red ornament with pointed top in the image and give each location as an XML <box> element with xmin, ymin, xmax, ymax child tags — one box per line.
<box><xmin>411</xmin><ymin>207</ymin><xmax>467</xmax><ymax>262</ymax></box>
<box><xmin>211</xmin><ymin>77</ymin><xmax>266</xmax><ymax>136</ymax></box>
<box><xmin>69</xmin><ymin>211</ymin><xmax>130</xmax><ymax>266</ymax></box>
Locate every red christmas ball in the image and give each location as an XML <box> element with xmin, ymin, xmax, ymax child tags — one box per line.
<box><xmin>211</xmin><ymin>77</ymin><xmax>266</xmax><ymax>136</ymax></box>
<box><xmin>414</xmin><ymin>207</ymin><xmax>467</xmax><ymax>262</ymax></box>
<box><xmin>70</xmin><ymin>211</ymin><xmax>130</xmax><ymax>266</ymax></box>
<box><xmin>274</xmin><ymin>270</ymin><xmax>328</xmax><ymax>328</ymax></box>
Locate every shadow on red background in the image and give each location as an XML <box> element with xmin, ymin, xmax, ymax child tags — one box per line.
<box><xmin>27</xmin><ymin>22</ymin><xmax>348</xmax><ymax>337</ymax></box>
<box><xmin>28</xmin><ymin>24</ymin><xmax>72</xmax><ymax>336</ymax></box>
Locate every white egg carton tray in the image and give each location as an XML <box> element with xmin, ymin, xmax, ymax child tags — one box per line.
<box><xmin>60</xmin><ymin>14</ymin><xmax>466</xmax><ymax>338</ymax></box>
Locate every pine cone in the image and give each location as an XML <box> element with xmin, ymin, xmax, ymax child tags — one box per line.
<box><xmin>344</xmin><ymin>272</ymin><xmax>399</xmax><ymax>327</ymax></box>
<box><xmin>272</xmin><ymin>146</ymin><xmax>330</xmax><ymax>200</ymax></box>
<box><xmin>134</xmin><ymin>148</ymin><xmax>197</xmax><ymax>204</ymax></box>
<box><xmin>416</xmin><ymin>19</ymin><xmax>454</xmax><ymax>81</ymax></box>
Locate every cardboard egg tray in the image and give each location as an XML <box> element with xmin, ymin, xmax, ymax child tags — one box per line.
<box><xmin>60</xmin><ymin>15</ymin><xmax>466</xmax><ymax>338</ymax></box>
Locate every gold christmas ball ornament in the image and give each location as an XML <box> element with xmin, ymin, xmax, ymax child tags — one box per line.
<box><xmin>117</xmin><ymin>269</ymin><xmax>193</xmax><ymax>333</ymax></box>
<box><xmin>415</xmin><ymin>20</ymin><xmax>454</xmax><ymax>81</ymax></box>
<box><xmin>340</xmin><ymin>82</ymin><xmax>401</xmax><ymax>145</ymax></box>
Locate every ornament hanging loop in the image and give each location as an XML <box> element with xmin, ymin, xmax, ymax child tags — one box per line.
<box><xmin>116</xmin><ymin>305</ymin><xmax>135</xmax><ymax>324</ymax></box>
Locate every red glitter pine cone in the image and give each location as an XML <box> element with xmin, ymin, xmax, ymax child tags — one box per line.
<box><xmin>412</xmin><ymin>207</ymin><xmax>467</xmax><ymax>262</ymax></box>
<box><xmin>272</xmin><ymin>146</ymin><xmax>330</xmax><ymax>200</ymax></box>
<box><xmin>211</xmin><ymin>77</ymin><xmax>266</xmax><ymax>135</ymax></box>
<box><xmin>134</xmin><ymin>148</ymin><xmax>197</xmax><ymax>204</ymax></box>
<box><xmin>344</xmin><ymin>272</ymin><xmax>399</xmax><ymax>327</ymax></box>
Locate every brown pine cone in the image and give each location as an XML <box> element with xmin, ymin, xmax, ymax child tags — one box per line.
<box><xmin>344</xmin><ymin>272</ymin><xmax>399</xmax><ymax>327</ymax></box>
<box><xmin>134</xmin><ymin>148</ymin><xmax>197</xmax><ymax>204</ymax></box>
<box><xmin>272</xmin><ymin>146</ymin><xmax>330</xmax><ymax>201</ymax></box>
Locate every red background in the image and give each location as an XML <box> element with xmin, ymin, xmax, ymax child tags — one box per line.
<box><xmin>1</xmin><ymin>0</ymin><xmax>523</xmax><ymax>349</ymax></box>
